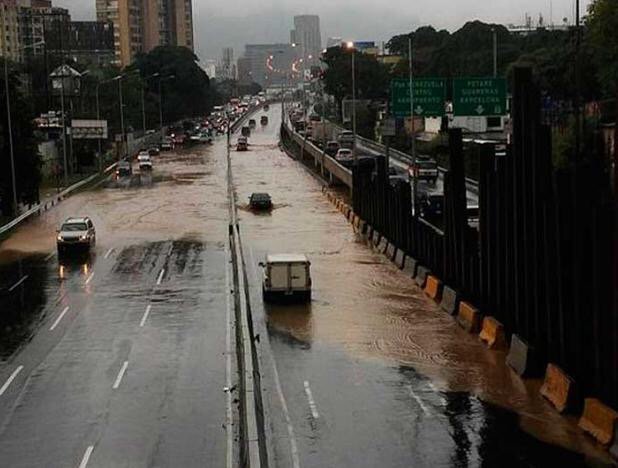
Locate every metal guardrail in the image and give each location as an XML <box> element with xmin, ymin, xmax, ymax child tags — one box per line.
<box><xmin>0</xmin><ymin>161</ymin><xmax>118</xmax><ymax>237</ymax></box>
<box><xmin>282</xmin><ymin>122</ymin><xmax>353</xmax><ymax>188</ymax></box>
<box><xmin>328</xmin><ymin>121</ymin><xmax>480</xmax><ymax>191</ymax></box>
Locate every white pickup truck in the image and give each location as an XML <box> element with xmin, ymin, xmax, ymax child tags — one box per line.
<box><xmin>261</xmin><ymin>254</ymin><xmax>312</xmax><ymax>302</ymax></box>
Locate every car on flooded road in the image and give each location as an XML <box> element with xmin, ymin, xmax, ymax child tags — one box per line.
<box><xmin>237</xmin><ymin>137</ymin><xmax>248</xmax><ymax>151</ymax></box>
<box><xmin>138</xmin><ymin>153</ymin><xmax>153</xmax><ymax>171</ymax></box>
<box><xmin>56</xmin><ymin>217</ymin><xmax>96</xmax><ymax>255</ymax></box>
<box><xmin>261</xmin><ymin>115</ymin><xmax>269</xmax><ymax>126</ymax></box>
<box><xmin>260</xmin><ymin>254</ymin><xmax>312</xmax><ymax>302</ymax></box>
<box><xmin>116</xmin><ymin>160</ymin><xmax>132</xmax><ymax>178</ymax></box>
<box><xmin>249</xmin><ymin>192</ymin><xmax>272</xmax><ymax>211</ymax></box>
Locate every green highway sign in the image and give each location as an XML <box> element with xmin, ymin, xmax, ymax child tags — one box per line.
<box><xmin>452</xmin><ymin>78</ymin><xmax>507</xmax><ymax>116</ymax></box>
<box><xmin>391</xmin><ymin>78</ymin><xmax>446</xmax><ymax>117</ymax></box>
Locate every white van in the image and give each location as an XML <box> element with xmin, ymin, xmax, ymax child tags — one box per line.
<box><xmin>261</xmin><ymin>254</ymin><xmax>312</xmax><ymax>302</ymax></box>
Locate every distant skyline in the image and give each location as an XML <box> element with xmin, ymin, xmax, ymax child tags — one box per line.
<box><xmin>56</xmin><ymin>0</ymin><xmax>593</xmax><ymax>61</ymax></box>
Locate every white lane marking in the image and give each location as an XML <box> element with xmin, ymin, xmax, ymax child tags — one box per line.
<box><xmin>139</xmin><ymin>305</ymin><xmax>152</xmax><ymax>327</ymax></box>
<box><xmin>427</xmin><ymin>382</ymin><xmax>448</xmax><ymax>406</ymax></box>
<box><xmin>112</xmin><ymin>361</ymin><xmax>129</xmax><ymax>389</ymax></box>
<box><xmin>8</xmin><ymin>275</ymin><xmax>29</xmax><ymax>292</ymax></box>
<box><xmin>156</xmin><ymin>269</ymin><xmax>165</xmax><ymax>285</ymax></box>
<box><xmin>0</xmin><ymin>366</ymin><xmax>24</xmax><ymax>397</ymax></box>
<box><xmin>50</xmin><ymin>306</ymin><xmax>70</xmax><ymax>331</ymax></box>
<box><xmin>104</xmin><ymin>248</ymin><xmax>114</xmax><ymax>259</ymax></box>
<box><xmin>85</xmin><ymin>273</ymin><xmax>95</xmax><ymax>285</ymax></box>
<box><xmin>44</xmin><ymin>252</ymin><xmax>55</xmax><ymax>261</ymax></box>
<box><xmin>303</xmin><ymin>381</ymin><xmax>319</xmax><ymax>419</ymax></box>
<box><xmin>166</xmin><ymin>243</ymin><xmax>174</xmax><ymax>257</ymax></box>
<box><xmin>408</xmin><ymin>386</ymin><xmax>432</xmax><ymax>417</ymax></box>
<box><xmin>271</xmin><ymin>355</ymin><xmax>301</xmax><ymax>468</ymax></box>
<box><xmin>78</xmin><ymin>445</ymin><xmax>94</xmax><ymax>468</ymax></box>
<box><xmin>225</xmin><ymin>247</ymin><xmax>233</xmax><ymax>468</ymax></box>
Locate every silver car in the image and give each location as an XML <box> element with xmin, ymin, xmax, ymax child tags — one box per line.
<box><xmin>57</xmin><ymin>217</ymin><xmax>96</xmax><ymax>254</ymax></box>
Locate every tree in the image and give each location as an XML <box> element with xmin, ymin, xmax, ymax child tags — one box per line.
<box><xmin>586</xmin><ymin>0</ymin><xmax>618</xmax><ymax>97</ymax></box>
<box><xmin>130</xmin><ymin>46</ymin><xmax>214</xmax><ymax>125</ymax></box>
<box><xmin>0</xmin><ymin>60</ymin><xmax>41</xmax><ymax>216</ymax></box>
<box><xmin>321</xmin><ymin>46</ymin><xmax>390</xmax><ymax>117</ymax></box>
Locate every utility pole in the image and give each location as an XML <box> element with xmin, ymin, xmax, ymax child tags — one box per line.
<box><xmin>409</xmin><ymin>35</ymin><xmax>418</xmax><ymax>215</ymax></box>
<box><xmin>492</xmin><ymin>27</ymin><xmax>498</xmax><ymax>77</ymax></box>
<box><xmin>4</xmin><ymin>57</ymin><xmax>18</xmax><ymax>215</ymax></box>
<box><xmin>60</xmin><ymin>69</ymin><xmax>69</xmax><ymax>187</ymax></box>
<box><xmin>118</xmin><ymin>77</ymin><xmax>125</xmax><ymax>160</ymax></box>
<box><xmin>574</xmin><ymin>0</ymin><xmax>581</xmax><ymax>162</ymax></box>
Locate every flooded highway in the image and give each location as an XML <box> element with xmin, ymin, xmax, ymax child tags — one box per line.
<box><xmin>232</xmin><ymin>107</ymin><xmax>611</xmax><ymax>467</ymax></box>
<box><xmin>0</xmin><ymin>105</ymin><xmax>612</xmax><ymax>467</ymax></box>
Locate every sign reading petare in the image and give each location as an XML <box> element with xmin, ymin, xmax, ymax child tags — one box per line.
<box><xmin>391</xmin><ymin>78</ymin><xmax>446</xmax><ymax>117</ymax></box>
<box><xmin>452</xmin><ymin>78</ymin><xmax>507</xmax><ymax>116</ymax></box>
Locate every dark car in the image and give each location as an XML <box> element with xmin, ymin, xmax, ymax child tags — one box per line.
<box><xmin>249</xmin><ymin>193</ymin><xmax>272</xmax><ymax>210</ymax></box>
<box><xmin>261</xmin><ymin>115</ymin><xmax>269</xmax><ymax>126</ymax></box>
<box><xmin>241</xmin><ymin>126</ymin><xmax>251</xmax><ymax>137</ymax></box>
<box><xmin>116</xmin><ymin>160</ymin><xmax>132</xmax><ymax>178</ymax></box>
<box><xmin>248</xmin><ymin>119</ymin><xmax>257</xmax><ymax>128</ymax></box>
<box><xmin>419</xmin><ymin>194</ymin><xmax>444</xmax><ymax>219</ymax></box>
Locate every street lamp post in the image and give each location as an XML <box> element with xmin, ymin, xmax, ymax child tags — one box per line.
<box><xmin>409</xmin><ymin>35</ymin><xmax>418</xmax><ymax>215</ymax></box>
<box><xmin>4</xmin><ymin>40</ymin><xmax>46</xmax><ymax>214</ymax></box>
<box><xmin>157</xmin><ymin>75</ymin><xmax>175</xmax><ymax>138</ymax></box>
<box><xmin>346</xmin><ymin>41</ymin><xmax>357</xmax><ymax>163</ymax></box>
<box><xmin>4</xmin><ymin>56</ymin><xmax>18</xmax><ymax>215</ymax></box>
<box><xmin>117</xmin><ymin>76</ymin><xmax>125</xmax><ymax>160</ymax></box>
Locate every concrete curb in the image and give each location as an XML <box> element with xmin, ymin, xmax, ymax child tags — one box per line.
<box><xmin>0</xmin><ymin>163</ymin><xmax>118</xmax><ymax>237</ymax></box>
<box><xmin>540</xmin><ymin>363</ymin><xmax>574</xmax><ymax>413</ymax></box>
<box><xmin>479</xmin><ymin>316</ymin><xmax>507</xmax><ymax>350</ymax></box>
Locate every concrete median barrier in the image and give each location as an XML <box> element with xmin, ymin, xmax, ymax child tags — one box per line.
<box><xmin>357</xmin><ymin>220</ymin><xmax>367</xmax><ymax>235</ymax></box>
<box><xmin>347</xmin><ymin>211</ymin><xmax>355</xmax><ymax>222</ymax></box>
<box><xmin>415</xmin><ymin>265</ymin><xmax>431</xmax><ymax>288</ymax></box>
<box><xmin>479</xmin><ymin>316</ymin><xmax>507</xmax><ymax>350</ymax></box>
<box><xmin>610</xmin><ymin>430</ymin><xmax>618</xmax><ymax>460</ymax></box>
<box><xmin>377</xmin><ymin>237</ymin><xmax>389</xmax><ymax>254</ymax></box>
<box><xmin>506</xmin><ymin>334</ymin><xmax>537</xmax><ymax>377</ymax></box>
<box><xmin>457</xmin><ymin>301</ymin><xmax>481</xmax><ymax>333</ymax></box>
<box><xmin>424</xmin><ymin>275</ymin><xmax>443</xmax><ymax>301</ymax></box>
<box><xmin>402</xmin><ymin>256</ymin><xmax>418</xmax><ymax>278</ymax></box>
<box><xmin>385</xmin><ymin>243</ymin><xmax>396</xmax><ymax>261</ymax></box>
<box><xmin>394</xmin><ymin>250</ymin><xmax>405</xmax><ymax>269</ymax></box>
<box><xmin>440</xmin><ymin>286</ymin><xmax>459</xmax><ymax>315</ymax></box>
<box><xmin>372</xmin><ymin>230</ymin><xmax>381</xmax><ymax>246</ymax></box>
<box><xmin>578</xmin><ymin>398</ymin><xmax>618</xmax><ymax>446</ymax></box>
<box><xmin>539</xmin><ymin>363</ymin><xmax>574</xmax><ymax>413</ymax></box>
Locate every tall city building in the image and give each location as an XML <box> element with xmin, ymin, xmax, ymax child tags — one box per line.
<box><xmin>0</xmin><ymin>0</ymin><xmax>23</xmax><ymax>62</ymax></box>
<box><xmin>96</xmin><ymin>0</ymin><xmax>194</xmax><ymax>67</ymax></box>
<box><xmin>290</xmin><ymin>15</ymin><xmax>321</xmax><ymax>65</ymax></box>
<box><xmin>216</xmin><ymin>47</ymin><xmax>235</xmax><ymax>81</ymax></box>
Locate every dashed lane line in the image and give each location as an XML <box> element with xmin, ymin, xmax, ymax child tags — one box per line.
<box><xmin>78</xmin><ymin>445</ymin><xmax>94</xmax><ymax>468</ymax></box>
<box><xmin>156</xmin><ymin>269</ymin><xmax>165</xmax><ymax>286</ymax></box>
<box><xmin>8</xmin><ymin>275</ymin><xmax>29</xmax><ymax>292</ymax></box>
<box><xmin>104</xmin><ymin>248</ymin><xmax>114</xmax><ymax>259</ymax></box>
<box><xmin>408</xmin><ymin>386</ymin><xmax>432</xmax><ymax>417</ymax></box>
<box><xmin>303</xmin><ymin>381</ymin><xmax>319</xmax><ymax>420</ymax></box>
<box><xmin>112</xmin><ymin>361</ymin><xmax>129</xmax><ymax>390</ymax></box>
<box><xmin>139</xmin><ymin>305</ymin><xmax>151</xmax><ymax>327</ymax></box>
<box><xmin>49</xmin><ymin>306</ymin><xmax>70</xmax><ymax>331</ymax></box>
<box><xmin>0</xmin><ymin>366</ymin><xmax>24</xmax><ymax>397</ymax></box>
<box><xmin>44</xmin><ymin>252</ymin><xmax>55</xmax><ymax>261</ymax></box>
<box><xmin>84</xmin><ymin>273</ymin><xmax>95</xmax><ymax>285</ymax></box>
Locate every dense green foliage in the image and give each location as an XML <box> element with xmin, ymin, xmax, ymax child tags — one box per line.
<box><xmin>0</xmin><ymin>60</ymin><xmax>41</xmax><ymax>215</ymax></box>
<box><xmin>586</xmin><ymin>0</ymin><xmax>618</xmax><ymax>96</ymax></box>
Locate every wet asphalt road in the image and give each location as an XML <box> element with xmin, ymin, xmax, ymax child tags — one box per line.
<box><xmin>0</xmin><ymin>106</ymin><xmax>611</xmax><ymax>467</ymax></box>
<box><xmin>0</xmin><ymin>142</ymin><xmax>235</xmax><ymax>467</ymax></box>
<box><xmin>233</xmin><ymin>108</ymin><xmax>608</xmax><ymax>467</ymax></box>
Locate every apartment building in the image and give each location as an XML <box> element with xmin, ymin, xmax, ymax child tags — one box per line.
<box><xmin>96</xmin><ymin>0</ymin><xmax>194</xmax><ymax>67</ymax></box>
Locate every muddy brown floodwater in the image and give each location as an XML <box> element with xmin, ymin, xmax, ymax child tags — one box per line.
<box><xmin>232</xmin><ymin>107</ymin><xmax>612</xmax><ymax>465</ymax></box>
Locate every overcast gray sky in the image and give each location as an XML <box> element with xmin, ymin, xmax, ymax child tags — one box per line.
<box><xmin>57</xmin><ymin>0</ymin><xmax>591</xmax><ymax>61</ymax></box>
